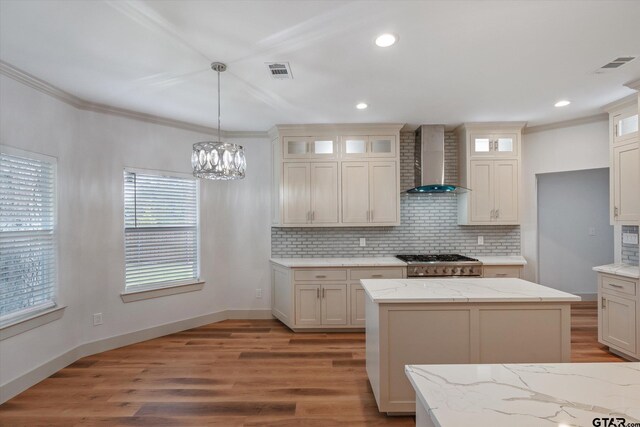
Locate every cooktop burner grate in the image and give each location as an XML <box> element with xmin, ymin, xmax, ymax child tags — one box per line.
<box><xmin>396</xmin><ymin>254</ymin><xmax>479</xmax><ymax>263</ymax></box>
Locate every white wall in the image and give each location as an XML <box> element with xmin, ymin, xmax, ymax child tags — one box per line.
<box><xmin>0</xmin><ymin>75</ymin><xmax>271</xmax><ymax>388</ymax></box>
<box><xmin>521</xmin><ymin>119</ymin><xmax>610</xmax><ymax>283</ymax></box>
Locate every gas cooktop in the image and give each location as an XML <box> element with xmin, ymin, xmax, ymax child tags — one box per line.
<box><xmin>396</xmin><ymin>254</ymin><xmax>482</xmax><ymax>277</ymax></box>
<box><xmin>396</xmin><ymin>254</ymin><xmax>479</xmax><ymax>263</ymax></box>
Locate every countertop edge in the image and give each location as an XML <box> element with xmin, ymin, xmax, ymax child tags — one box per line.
<box><xmin>593</xmin><ymin>264</ymin><xmax>640</xmax><ymax>279</ymax></box>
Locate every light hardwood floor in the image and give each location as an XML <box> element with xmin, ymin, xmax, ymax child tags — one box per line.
<box><xmin>0</xmin><ymin>301</ymin><xmax>625</xmax><ymax>426</ymax></box>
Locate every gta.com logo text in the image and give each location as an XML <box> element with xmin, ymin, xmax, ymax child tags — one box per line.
<box><xmin>593</xmin><ymin>418</ymin><xmax>639</xmax><ymax>427</ymax></box>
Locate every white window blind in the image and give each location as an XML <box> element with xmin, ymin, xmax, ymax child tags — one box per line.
<box><xmin>124</xmin><ymin>170</ymin><xmax>199</xmax><ymax>290</ymax></box>
<box><xmin>1</xmin><ymin>149</ymin><xmax>57</xmax><ymax>324</ymax></box>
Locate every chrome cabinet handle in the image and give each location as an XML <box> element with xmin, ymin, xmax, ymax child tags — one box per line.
<box><xmin>609</xmin><ymin>284</ymin><xmax>623</xmax><ymax>288</ymax></box>
<box><xmin>495</xmin><ymin>209</ymin><xmax>499</xmax><ymax>219</ymax></box>
<box><xmin>490</xmin><ymin>209</ymin><xmax>495</xmax><ymax>219</ymax></box>
<box><xmin>315</xmin><ymin>275</ymin><xmax>326</xmax><ymax>278</ymax></box>
<box><xmin>317</xmin><ymin>288</ymin><xmax>320</xmax><ymax>299</ymax></box>
<box><xmin>614</xmin><ymin>206</ymin><xmax>619</xmax><ymax>217</ymax></box>
<box><xmin>371</xmin><ymin>274</ymin><xmax>383</xmax><ymax>278</ymax></box>
<box><xmin>602</xmin><ymin>297</ymin><xmax>606</xmax><ymax>309</ymax></box>
<box><xmin>322</xmin><ymin>288</ymin><xmax>325</xmax><ymax>299</ymax></box>
<box><xmin>495</xmin><ymin>273</ymin><xmax>508</xmax><ymax>277</ymax></box>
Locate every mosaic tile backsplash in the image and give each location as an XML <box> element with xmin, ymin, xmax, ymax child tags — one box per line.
<box><xmin>271</xmin><ymin>131</ymin><xmax>521</xmax><ymax>258</ymax></box>
<box><xmin>622</xmin><ymin>225</ymin><xmax>639</xmax><ymax>265</ymax></box>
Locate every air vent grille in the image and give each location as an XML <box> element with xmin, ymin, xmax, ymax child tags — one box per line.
<box><xmin>596</xmin><ymin>56</ymin><xmax>637</xmax><ymax>73</ymax></box>
<box><xmin>266</xmin><ymin>62</ymin><xmax>293</xmax><ymax>80</ymax></box>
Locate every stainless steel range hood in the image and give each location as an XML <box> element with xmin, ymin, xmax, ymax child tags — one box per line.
<box><xmin>407</xmin><ymin>125</ymin><xmax>466</xmax><ymax>193</ymax></box>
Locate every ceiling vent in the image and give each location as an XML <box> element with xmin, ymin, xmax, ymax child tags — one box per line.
<box><xmin>595</xmin><ymin>56</ymin><xmax>637</xmax><ymax>73</ymax></box>
<box><xmin>266</xmin><ymin>62</ymin><xmax>293</xmax><ymax>80</ymax></box>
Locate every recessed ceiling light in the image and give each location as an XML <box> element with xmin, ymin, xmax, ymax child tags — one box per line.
<box><xmin>356</xmin><ymin>102</ymin><xmax>368</xmax><ymax>110</ymax></box>
<box><xmin>554</xmin><ymin>100</ymin><xmax>571</xmax><ymax>107</ymax></box>
<box><xmin>375</xmin><ymin>33</ymin><xmax>397</xmax><ymax>47</ymax></box>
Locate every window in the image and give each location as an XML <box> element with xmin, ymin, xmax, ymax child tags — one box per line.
<box><xmin>1</xmin><ymin>148</ymin><xmax>57</xmax><ymax>325</ymax></box>
<box><xmin>124</xmin><ymin>169</ymin><xmax>199</xmax><ymax>291</ymax></box>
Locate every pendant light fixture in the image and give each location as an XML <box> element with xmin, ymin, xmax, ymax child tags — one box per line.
<box><xmin>192</xmin><ymin>62</ymin><xmax>246</xmax><ymax>180</ymax></box>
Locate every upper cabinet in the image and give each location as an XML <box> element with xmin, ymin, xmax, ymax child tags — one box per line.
<box><xmin>341</xmin><ymin>135</ymin><xmax>397</xmax><ymax>158</ymax></box>
<box><xmin>456</xmin><ymin>123</ymin><xmax>525</xmax><ymax>225</ymax></box>
<box><xmin>271</xmin><ymin>124</ymin><xmax>402</xmax><ymax>227</ymax></box>
<box><xmin>605</xmin><ymin>96</ymin><xmax>639</xmax><ymax>226</ymax></box>
<box><xmin>470</xmin><ymin>133</ymin><xmax>519</xmax><ymax>158</ymax></box>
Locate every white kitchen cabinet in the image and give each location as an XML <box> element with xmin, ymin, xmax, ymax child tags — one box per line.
<box><xmin>606</xmin><ymin>97</ymin><xmax>639</xmax><ymax>226</ymax></box>
<box><xmin>341</xmin><ymin>161</ymin><xmax>398</xmax><ymax>225</ymax></box>
<box><xmin>597</xmin><ymin>272</ymin><xmax>639</xmax><ymax>360</ymax></box>
<box><xmin>612</xmin><ymin>143</ymin><xmax>639</xmax><ymax>224</ymax></box>
<box><xmin>470</xmin><ymin>133</ymin><xmax>518</xmax><ymax>158</ymax></box>
<box><xmin>456</xmin><ymin>123</ymin><xmax>524</xmax><ymax>226</ymax></box>
<box><xmin>271</xmin><ymin>263</ymin><xmax>406</xmax><ymax>331</ymax></box>
<box><xmin>271</xmin><ymin>124</ymin><xmax>402</xmax><ymax>227</ymax></box>
<box><xmin>341</xmin><ymin>135</ymin><xmax>397</xmax><ymax>158</ymax></box>
<box><xmin>282</xmin><ymin>162</ymin><xmax>339</xmax><ymax>225</ymax></box>
<box><xmin>465</xmin><ymin>159</ymin><xmax>518</xmax><ymax>224</ymax></box>
<box><xmin>283</xmin><ymin>136</ymin><xmax>337</xmax><ymax>159</ymax></box>
<box><xmin>482</xmin><ymin>265</ymin><xmax>523</xmax><ymax>278</ymax></box>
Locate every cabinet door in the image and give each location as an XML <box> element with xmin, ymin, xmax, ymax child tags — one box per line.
<box><xmin>613</xmin><ymin>144</ymin><xmax>639</xmax><ymax>223</ymax></box>
<box><xmin>350</xmin><ymin>283</ymin><xmax>366</xmax><ymax>326</ymax></box>
<box><xmin>295</xmin><ymin>285</ymin><xmax>321</xmax><ymax>326</ymax></box>
<box><xmin>369</xmin><ymin>136</ymin><xmax>397</xmax><ymax>158</ymax></box>
<box><xmin>283</xmin><ymin>137</ymin><xmax>311</xmax><ymax>158</ymax></box>
<box><xmin>310</xmin><ymin>163</ymin><xmax>339</xmax><ymax>224</ymax></box>
<box><xmin>601</xmin><ymin>294</ymin><xmax>636</xmax><ymax>353</ymax></box>
<box><xmin>341</xmin><ymin>162</ymin><xmax>369</xmax><ymax>223</ymax></box>
<box><xmin>470</xmin><ymin>134</ymin><xmax>493</xmax><ymax>157</ymax></box>
<box><xmin>283</xmin><ymin>163</ymin><xmax>311</xmax><ymax>224</ymax></box>
<box><xmin>493</xmin><ymin>133</ymin><xmax>518</xmax><ymax>157</ymax></box>
<box><xmin>482</xmin><ymin>266</ymin><xmax>522</xmax><ymax>278</ymax></box>
<box><xmin>493</xmin><ymin>160</ymin><xmax>518</xmax><ymax>223</ymax></box>
<box><xmin>321</xmin><ymin>284</ymin><xmax>348</xmax><ymax>325</ymax></box>
<box><xmin>341</xmin><ymin>136</ymin><xmax>368</xmax><ymax>158</ymax></box>
<box><xmin>310</xmin><ymin>138</ymin><xmax>337</xmax><ymax>159</ymax></box>
<box><xmin>369</xmin><ymin>161</ymin><xmax>398</xmax><ymax>224</ymax></box>
<box><xmin>614</xmin><ymin>110</ymin><xmax>639</xmax><ymax>144</ymax></box>
<box><xmin>469</xmin><ymin>160</ymin><xmax>494</xmax><ymax>222</ymax></box>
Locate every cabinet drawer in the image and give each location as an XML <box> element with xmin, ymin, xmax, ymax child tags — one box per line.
<box><xmin>482</xmin><ymin>266</ymin><xmax>522</xmax><ymax>278</ymax></box>
<box><xmin>601</xmin><ymin>275</ymin><xmax>636</xmax><ymax>296</ymax></box>
<box><xmin>350</xmin><ymin>268</ymin><xmax>404</xmax><ymax>280</ymax></box>
<box><xmin>294</xmin><ymin>269</ymin><xmax>347</xmax><ymax>281</ymax></box>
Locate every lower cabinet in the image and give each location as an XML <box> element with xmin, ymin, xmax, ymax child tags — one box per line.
<box><xmin>295</xmin><ymin>284</ymin><xmax>348</xmax><ymax>326</ymax></box>
<box><xmin>271</xmin><ymin>263</ymin><xmax>406</xmax><ymax>330</ymax></box>
<box><xmin>597</xmin><ymin>273</ymin><xmax>639</xmax><ymax>359</ymax></box>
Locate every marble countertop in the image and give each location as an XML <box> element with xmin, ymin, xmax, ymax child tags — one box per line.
<box><xmin>474</xmin><ymin>255</ymin><xmax>527</xmax><ymax>266</ymax></box>
<box><xmin>269</xmin><ymin>257</ymin><xmax>407</xmax><ymax>268</ymax></box>
<box><xmin>406</xmin><ymin>363</ymin><xmax>640</xmax><ymax>427</ymax></box>
<box><xmin>360</xmin><ymin>278</ymin><xmax>580</xmax><ymax>303</ymax></box>
<box><xmin>593</xmin><ymin>263</ymin><xmax>640</xmax><ymax>279</ymax></box>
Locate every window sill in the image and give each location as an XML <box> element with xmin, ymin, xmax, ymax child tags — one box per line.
<box><xmin>120</xmin><ymin>281</ymin><xmax>205</xmax><ymax>303</ymax></box>
<box><xmin>0</xmin><ymin>306</ymin><xmax>66</xmax><ymax>341</ymax></box>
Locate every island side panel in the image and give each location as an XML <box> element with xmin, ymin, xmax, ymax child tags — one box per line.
<box><xmin>365</xmin><ymin>292</ymin><xmax>382</xmax><ymax>407</ymax></box>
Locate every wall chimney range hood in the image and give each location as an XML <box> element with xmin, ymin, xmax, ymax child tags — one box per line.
<box><xmin>407</xmin><ymin>125</ymin><xmax>466</xmax><ymax>193</ymax></box>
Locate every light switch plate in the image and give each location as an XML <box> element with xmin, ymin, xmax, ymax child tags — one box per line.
<box><xmin>623</xmin><ymin>233</ymin><xmax>639</xmax><ymax>245</ymax></box>
<box><xmin>477</xmin><ymin>236</ymin><xmax>484</xmax><ymax>245</ymax></box>
<box><xmin>359</xmin><ymin>238</ymin><xmax>366</xmax><ymax>247</ymax></box>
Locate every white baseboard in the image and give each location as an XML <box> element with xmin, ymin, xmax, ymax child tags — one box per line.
<box><xmin>0</xmin><ymin>309</ymin><xmax>274</xmax><ymax>403</ymax></box>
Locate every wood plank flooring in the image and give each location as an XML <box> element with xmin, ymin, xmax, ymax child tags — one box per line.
<box><xmin>0</xmin><ymin>301</ymin><xmax>625</xmax><ymax>426</ymax></box>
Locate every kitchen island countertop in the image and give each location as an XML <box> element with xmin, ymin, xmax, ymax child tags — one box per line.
<box><xmin>360</xmin><ymin>277</ymin><xmax>580</xmax><ymax>303</ymax></box>
<box><xmin>406</xmin><ymin>362</ymin><xmax>640</xmax><ymax>427</ymax></box>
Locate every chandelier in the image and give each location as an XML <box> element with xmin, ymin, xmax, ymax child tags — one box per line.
<box><xmin>192</xmin><ymin>62</ymin><xmax>246</xmax><ymax>180</ymax></box>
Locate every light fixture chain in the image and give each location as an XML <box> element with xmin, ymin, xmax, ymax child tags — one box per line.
<box><xmin>217</xmin><ymin>66</ymin><xmax>221</xmax><ymax>143</ymax></box>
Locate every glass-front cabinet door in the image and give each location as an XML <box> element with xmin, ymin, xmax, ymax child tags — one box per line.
<box><xmin>470</xmin><ymin>133</ymin><xmax>518</xmax><ymax>157</ymax></box>
<box><xmin>341</xmin><ymin>135</ymin><xmax>396</xmax><ymax>158</ymax></box>
<box><xmin>614</xmin><ymin>110</ymin><xmax>639</xmax><ymax>144</ymax></box>
<box><xmin>284</xmin><ymin>137</ymin><xmax>337</xmax><ymax>159</ymax></box>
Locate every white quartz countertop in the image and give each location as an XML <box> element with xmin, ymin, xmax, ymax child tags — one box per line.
<box><xmin>593</xmin><ymin>263</ymin><xmax>640</xmax><ymax>279</ymax></box>
<box><xmin>360</xmin><ymin>278</ymin><xmax>580</xmax><ymax>303</ymax></box>
<box><xmin>474</xmin><ymin>255</ymin><xmax>527</xmax><ymax>265</ymax></box>
<box><xmin>406</xmin><ymin>363</ymin><xmax>640</xmax><ymax>427</ymax></box>
<box><xmin>269</xmin><ymin>257</ymin><xmax>407</xmax><ymax>268</ymax></box>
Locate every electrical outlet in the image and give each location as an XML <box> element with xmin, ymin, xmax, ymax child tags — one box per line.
<box><xmin>589</xmin><ymin>227</ymin><xmax>596</xmax><ymax>236</ymax></box>
<box><xmin>92</xmin><ymin>313</ymin><xmax>103</xmax><ymax>326</ymax></box>
<box><xmin>477</xmin><ymin>236</ymin><xmax>484</xmax><ymax>245</ymax></box>
<box><xmin>255</xmin><ymin>289</ymin><xmax>263</xmax><ymax>299</ymax></box>
<box><xmin>623</xmin><ymin>233</ymin><xmax>639</xmax><ymax>245</ymax></box>
<box><xmin>359</xmin><ymin>238</ymin><xmax>366</xmax><ymax>247</ymax></box>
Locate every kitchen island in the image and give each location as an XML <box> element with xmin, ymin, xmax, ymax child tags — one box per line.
<box><xmin>405</xmin><ymin>362</ymin><xmax>640</xmax><ymax>427</ymax></box>
<box><xmin>362</xmin><ymin>278</ymin><xmax>580</xmax><ymax>414</ymax></box>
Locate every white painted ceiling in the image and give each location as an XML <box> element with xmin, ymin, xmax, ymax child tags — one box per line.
<box><xmin>1</xmin><ymin>0</ymin><xmax>639</xmax><ymax>131</ymax></box>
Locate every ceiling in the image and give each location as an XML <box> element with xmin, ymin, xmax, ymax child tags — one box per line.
<box><xmin>1</xmin><ymin>0</ymin><xmax>639</xmax><ymax>132</ymax></box>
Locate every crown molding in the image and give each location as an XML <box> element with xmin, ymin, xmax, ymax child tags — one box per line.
<box><xmin>0</xmin><ymin>60</ymin><xmax>269</xmax><ymax>139</ymax></box>
<box><xmin>523</xmin><ymin>113</ymin><xmax>607</xmax><ymax>134</ymax></box>
<box><xmin>602</xmin><ymin>93</ymin><xmax>638</xmax><ymax>113</ymax></box>
<box><xmin>624</xmin><ymin>78</ymin><xmax>640</xmax><ymax>91</ymax></box>
<box><xmin>269</xmin><ymin>123</ymin><xmax>405</xmax><ymax>138</ymax></box>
